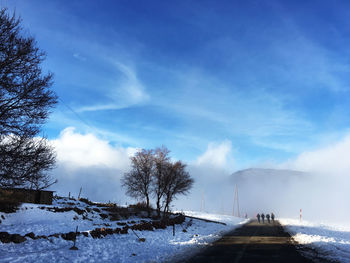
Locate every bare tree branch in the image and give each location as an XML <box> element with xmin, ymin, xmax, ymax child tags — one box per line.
<box><xmin>0</xmin><ymin>8</ymin><xmax>57</xmax><ymax>189</ymax></box>
<box><xmin>162</xmin><ymin>161</ymin><xmax>194</xmax><ymax>216</ymax></box>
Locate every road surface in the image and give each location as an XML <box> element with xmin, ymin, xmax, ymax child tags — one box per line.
<box><xmin>185</xmin><ymin>220</ymin><xmax>335</xmax><ymax>263</ymax></box>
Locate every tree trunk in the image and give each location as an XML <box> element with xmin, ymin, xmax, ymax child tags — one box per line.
<box><xmin>146</xmin><ymin>194</ymin><xmax>150</xmax><ymax>217</ymax></box>
<box><xmin>163</xmin><ymin>198</ymin><xmax>169</xmax><ymax>219</ymax></box>
<box><xmin>156</xmin><ymin>197</ymin><xmax>161</xmax><ymax>218</ymax></box>
<box><xmin>163</xmin><ymin>205</ymin><xmax>167</xmax><ymax>219</ymax></box>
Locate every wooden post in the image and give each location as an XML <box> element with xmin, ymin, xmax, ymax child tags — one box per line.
<box><xmin>131</xmin><ymin>229</ymin><xmax>146</xmax><ymax>242</ymax></box>
<box><xmin>78</xmin><ymin>187</ymin><xmax>82</xmax><ymax>200</ymax></box>
<box><xmin>70</xmin><ymin>226</ymin><xmax>79</xmax><ymax>250</ymax></box>
<box><xmin>173</xmin><ymin>224</ymin><xmax>175</xmax><ymax>236</ymax></box>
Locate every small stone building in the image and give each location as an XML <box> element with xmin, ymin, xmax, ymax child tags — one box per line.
<box><xmin>0</xmin><ymin>188</ymin><xmax>54</xmax><ymax>205</ymax></box>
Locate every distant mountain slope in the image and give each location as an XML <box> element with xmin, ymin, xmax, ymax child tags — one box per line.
<box><xmin>230</xmin><ymin>168</ymin><xmax>307</xmax><ymax>183</ymax></box>
<box><xmin>228</xmin><ymin>168</ymin><xmax>310</xmax><ymax>217</ymax></box>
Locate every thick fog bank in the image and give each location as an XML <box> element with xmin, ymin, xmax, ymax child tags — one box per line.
<box><xmin>176</xmin><ymin>167</ymin><xmax>349</xmax><ymax>224</ymax></box>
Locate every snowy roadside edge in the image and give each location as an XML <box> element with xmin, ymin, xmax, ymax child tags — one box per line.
<box><xmin>164</xmin><ymin>216</ymin><xmax>248</xmax><ymax>263</ymax></box>
<box><xmin>279</xmin><ymin>219</ymin><xmax>346</xmax><ymax>263</ymax></box>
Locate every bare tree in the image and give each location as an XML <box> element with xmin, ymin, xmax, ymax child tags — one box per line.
<box><xmin>152</xmin><ymin>146</ymin><xmax>170</xmax><ymax>217</ymax></box>
<box><xmin>0</xmin><ymin>8</ymin><xmax>57</xmax><ymax>189</ymax></box>
<box><xmin>121</xmin><ymin>149</ymin><xmax>154</xmax><ymax>214</ymax></box>
<box><xmin>22</xmin><ymin>137</ymin><xmax>56</xmax><ymax>190</ymax></box>
<box><xmin>0</xmin><ymin>136</ymin><xmax>56</xmax><ymax>189</ymax></box>
<box><xmin>162</xmin><ymin>161</ymin><xmax>194</xmax><ymax>216</ymax></box>
<box><xmin>122</xmin><ymin>147</ymin><xmax>194</xmax><ymax>218</ymax></box>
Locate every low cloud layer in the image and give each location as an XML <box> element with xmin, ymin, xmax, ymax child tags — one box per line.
<box><xmin>49</xmin><ymin>129</ymin><xmax>235</xmax><ymax>211</ymax></box>
<box><xmin>47</xmin><ymin>128</ymin><xmax>350</xmax><ymax>224</ymax></box>
<box><xmin>283</xmin><ymin>134</ymin><xmax>350</xmax><ymax>223</ymax></box>
<box><xmin>178</xmin><ymin>134</ymin><xmax>350</xmax><ymax>223</ymax></box>
<box><xmin>238</xmin><ymin>134</ymin><xmax>350</xmax><ymax>223</ymax></box>
<box><xmin>50</xmin><ymin>127</ymin><xmax>137</xmax><ymax>203</ymax></box>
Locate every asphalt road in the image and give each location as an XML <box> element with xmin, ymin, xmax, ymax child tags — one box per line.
<box><xmin>185</xmin><ymin>220</ymin><xmax>335</xmax><ymax>263</ymax></box>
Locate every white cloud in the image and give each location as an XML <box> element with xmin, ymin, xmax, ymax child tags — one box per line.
<box><xmin>195</xmin><ymin>140</ymin><xmax>234</xmax><ymax>170</ymax></box>
<box><xmin>50</xmin><ymin>127</ymin><xmax>138</xmax><ymax>202</ymax></box>
<box><xmin>287</xmin><ymin>134</ymin><xmax>350</xmax><ymax>176</ymax></box>
<box><xmin>172</xmin><ymin>141</ymin><xmax>236</xmax><ymax>213</ymax></box>
<box><xmin>49</xmin><ymin>130</ymin><xmax>237</xmax><ymax>208</ymax></box>
<box><xmin>52</xmin><ymin>127</ymin><xmax>137</xmax><ymax>170</ymax></box>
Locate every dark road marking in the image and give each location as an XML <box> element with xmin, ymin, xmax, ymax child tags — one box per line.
<box><xmin>233</xmin><ymin>225</ymin><xmax>258</xmax><ymax>263</ymax></box>
<box><xmin>215</xmin><ymin>236</ymin><xmax>293</xmax><ymax>245</ymax></box>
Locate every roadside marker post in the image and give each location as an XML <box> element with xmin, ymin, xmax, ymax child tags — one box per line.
<box><xmin>69</xmin><ymin>226</ymin><xmax>79</xmax><ymax>250</ymax></box>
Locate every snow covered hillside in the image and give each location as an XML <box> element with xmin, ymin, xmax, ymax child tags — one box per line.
<box><xmin>281</xmin><ymin>219</ymin><xmax>350</xmax><ymax>263</ymax></box>
<box><xmin>0</xmin><ymin>197</ymin><xmax>246</xmax><ymax>263</ymax></box>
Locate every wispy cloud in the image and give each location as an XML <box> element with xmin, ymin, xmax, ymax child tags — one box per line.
<box><xmin>47</xmin><ymin>111</ymin><xmax>141</xmax><ymax>146</ymax></box>
<box><xmin>154</xmin><ymin>68</ymin><xmax>314</xmax><ymax>142</ymax></box>
<box><xmin>73</xmin><ymin>53</ymin><xmax>87</xmax><ymax>61</ymax></box>
<box><xmin>268</xmin><ymin>2</ymin><xmax>350</xmax><ymax>93</ymax></box>
<box><xmin>78</xmin><ymin>62</ymin><xmax>150</xmax><ymax>112</ymax></box>
<box><xmin>271</xmin><ymin>35</ymin><xmax>350</xmax><ymax>93</ymax></box>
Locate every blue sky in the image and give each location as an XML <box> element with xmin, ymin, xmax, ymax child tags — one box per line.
<box><xmin>4</xmin><ymin>0</ymin><xmax>350</xmax><ymax>169</ymax></box>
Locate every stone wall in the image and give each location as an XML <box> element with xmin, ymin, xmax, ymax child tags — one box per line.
<box><xmin>0</xmin><ymin>188</ymin><xmax>53</xmax><ymax>205</ymax></box>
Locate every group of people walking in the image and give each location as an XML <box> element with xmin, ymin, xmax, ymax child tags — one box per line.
<box><xmin>256</xmin><ymin>213</ymin><xmax>275</xmax><ymax>223</ymax></box>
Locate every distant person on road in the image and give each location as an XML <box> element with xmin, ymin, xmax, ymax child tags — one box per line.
<box><xmin>257</xmin><ymin>213</ymin><xmax>261</xmax><ymax>223</ymax></box>
<box><xmin>271</xmin><ymin>213</ymin><xmax>275</xmax><ymax>223</ymax></box>
<box><xmin>261</xmin><ymin>213</ymin><xmax>265</xmax><ymax>223</ymax></box>
<box><xmin>266</xmin><ymin>213</ymin><xmax>270</xmax><ymax>223</ymax></box>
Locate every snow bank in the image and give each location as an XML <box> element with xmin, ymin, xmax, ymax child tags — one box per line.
<box><xmin>280</xmin><ymin>218</ymin><xmax>350</xmax><ymax>263</ymax></box>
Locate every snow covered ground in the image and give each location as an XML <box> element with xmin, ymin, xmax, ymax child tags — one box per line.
<box><xmin>0</xmin><ymin>199</ymin><xmax>246</xmax><ymax>263</ymax></box>
<box><xmin>280</xmin><ymin>218</ymin><xmax>350</xmax><ymax>263</ymax></box>
<box><xmin>4</xmin><ymin>200</ymin><xmax>350</xmax><ymax>263</ymax></box>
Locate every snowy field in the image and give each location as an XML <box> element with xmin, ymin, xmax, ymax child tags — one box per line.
<box><xmin>0</xmin><ymin>199</ymin><xmax>246</xmax><ymax>263</ymax></box>
<box><xmin>281</xmin><ymin>218</ymin><xmax>350</xmax><ymax>263</ymax></box>
<box><xmin>3</xmin><ymin>201</ymin><xmax>350</xmax><ymax>263</ymax></box>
